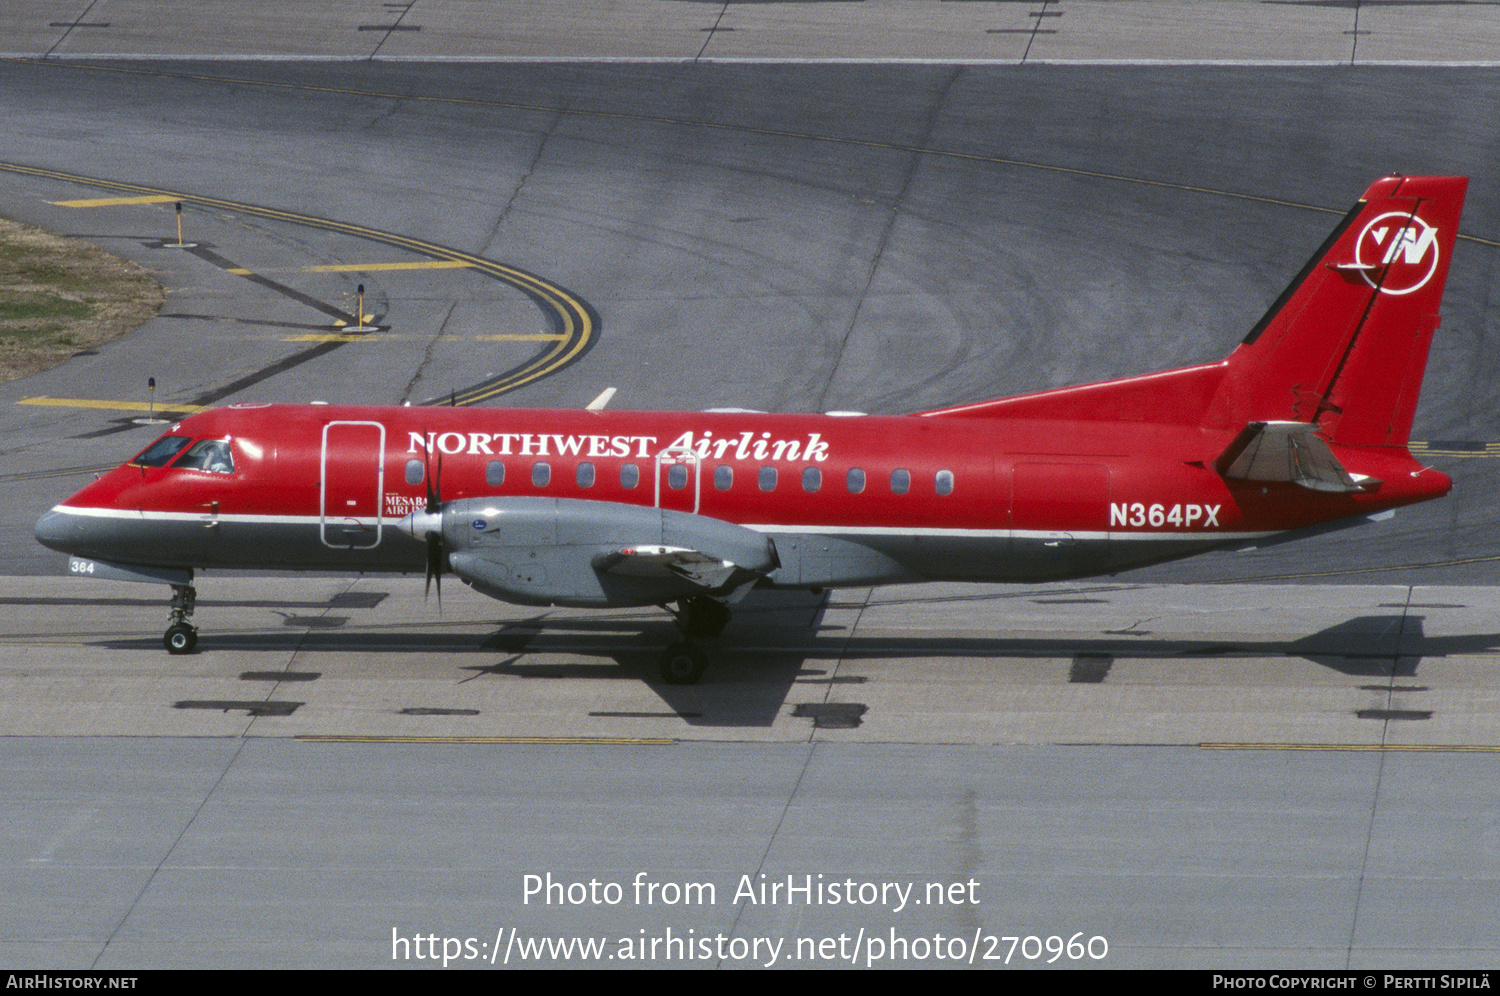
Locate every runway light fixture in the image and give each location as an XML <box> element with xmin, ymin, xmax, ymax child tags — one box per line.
<box><xmin>345</xmin><ymin>282</ymin><xmax>378</xmax><ymax>333</ymax></box>
<box><xmin>163</xmin><ymin>201</ymin><xmax>197</xmax><ymax>249</ymax></box>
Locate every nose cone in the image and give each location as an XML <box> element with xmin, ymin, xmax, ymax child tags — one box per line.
<box><xmin>34</xmin><ymin>507</ymin><xmax>78</xmax><ymax>554</ymax></box>
<box><xmin>398</xmin><ymin>508</ymin><xmax>443</xmax><ymax>539</ymax></box>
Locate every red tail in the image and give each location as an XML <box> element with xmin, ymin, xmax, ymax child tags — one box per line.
<box><xmin>924</xmin><ymin>176</ymin><xmax>1468</xmax><ymax>448</ymax></box>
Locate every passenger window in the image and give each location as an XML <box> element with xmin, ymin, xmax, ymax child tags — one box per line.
<box><xmin>486</xmin><ymin>461</ymin><xmax>505</xmax><ymax>487</ymax></box>
<box><xmin>846</xmin><ymin>468</ymin><xmax>866</xmax><ymax>494</ymax></box>
<box><xmin>935</xmin><ymin>469</ymin><xmax>954</xmax><ymax>495</ymax></box>
<box><xmin>405</xmin><ymin>459</ymin><xmax>425</xmax><ymax>486</ymax></box>
<box><xmin>714</xmin><ymin>465</ymin><xmax>733</xmax><ymax>491</ymax></box>
<box><xmin>576</xmin><ymin>462</ymin><xmax>595</xmax><ymax>488</ymax></box>
<box><xmin>758</xmin><ymin>466</ymin><xmax>777</xmax><ymax>492</ymax></box>
<box><xmin>172</xmin><ymin>439</ymin><xmax>235</xmax><ymax>474</ymax></box>
<box><xmin>532</xmin><ymin>462</ymin><xmax>551</xmax><ymax>487</ymax></box>
<box><xmin>668</xmin><ymin>464</ymin><xmax>689</xmax><ymax>490</ymax></box>
<box><xmin>132</xmin><ymin>434</ymin><xmax>193</xmax><ymax>468</ymax></box>
<box><xmin>890</xmin><ymin>469</ymin><xmax>910</xmax><ymax>495</ymax></box>
<box><xmin>802</xmin><ymin>467</ymin><xmax>821</xmax><ymax>493</ymax></box>
<box><xmin>620</xmin><ymin>463</ymin><xmax>640</xmax><ymax>488</ymax></box>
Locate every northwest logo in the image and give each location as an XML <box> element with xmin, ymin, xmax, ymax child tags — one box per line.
<box><xmin>1354</xmin><ymin>212</ymin><xmax>1440</xmax><ymax>295</ymax></box>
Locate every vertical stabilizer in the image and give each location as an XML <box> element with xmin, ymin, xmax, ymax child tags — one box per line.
<box><xmin>1213</xmin><ymin>175</ymin><xmax>1467</xmax><ymax>447</ymax></box>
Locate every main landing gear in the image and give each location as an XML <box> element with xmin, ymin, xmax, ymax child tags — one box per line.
<box><xmin>659</xmin><ymin>642</ymin><xmax>708</xmax><ymax>685</ymax></box>
<box><xmin>657</xmin><ymin>596</ymin><xmax>731</xmax><ymax>684</ymax></box>
<box><xmin>163</xmin><ymin>583</ymin><xmax>198</xmax><ymax>654</ymax></box>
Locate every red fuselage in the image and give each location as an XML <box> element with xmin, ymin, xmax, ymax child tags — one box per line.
<box><xmin>36</xmin><ymin>401</ymin><xmax>1450</xmax><ymax>598</ymax></box>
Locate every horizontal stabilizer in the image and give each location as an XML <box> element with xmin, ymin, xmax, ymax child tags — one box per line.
<box><xmin>1215</xmin><ymin>421</ymin><xmax>1372</xmax><ymax>493</ymax></box>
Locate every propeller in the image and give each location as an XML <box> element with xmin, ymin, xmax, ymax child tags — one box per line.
<box><xmin>410</xmin><ymin>439</ymin><xmax>446</xmax><ymax>607</ymax></box>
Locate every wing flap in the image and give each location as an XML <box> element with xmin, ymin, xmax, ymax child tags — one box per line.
<box><xmin>595</xmin><ymin>545</ymin><xmax>742</xmax><ymax>590</ymax></box>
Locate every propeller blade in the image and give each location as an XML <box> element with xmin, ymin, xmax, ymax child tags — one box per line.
<box><xmin>424</xmin><ymin>442</ymin><xmax>442</xmax><ymax>512</ymax></box>
<box><xmin>419</xmin><ymin>434</ymin><xmax>444</xmax><ymax>608</ymax></box>
<box><xmin>425</xmin><ymin>531</ymin><xmax>444</xmax><ymax>607</ymax></box>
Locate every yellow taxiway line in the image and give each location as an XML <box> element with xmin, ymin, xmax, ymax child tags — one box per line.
<box><xmin>225</xmin><ymin>260</ymin><xmax>476</xmax><ymax>275</ymax></box>
<box><xmin>49</xmin><ymin>194</ymin><xmax>178</xmax><ymax>208</ymax></box>
<box><xmin>282</xmin><ymin>333</ymin><xmax>386</xmax><ymax>342</ymax></box>
<box><xmin>17</xmin><ymin>396</ymin><xmax>206</xmax><ymax>414</ymax></box>
<box><xmin>303</xmin><ymin>260</ymin><xmax>475</xmax><ymax>273</ymax></box>
<box><xmin>277</xmin><ymin>332</ymin><xmax>565</xmax><ymax>342</ymax></box>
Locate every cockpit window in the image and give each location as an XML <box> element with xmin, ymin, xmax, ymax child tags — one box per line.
<box><xmin>131</xmin><ymin>434</ymin><xmax>193</xmax><ymax>468</ymax></box>
<box><xmin>171</xmin><ymin>438</ymin><xmax>236</xmax><ymax>474</ymax></box>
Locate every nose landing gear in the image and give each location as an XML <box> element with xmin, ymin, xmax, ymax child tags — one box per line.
<box><xmin>164</xmin><ymin>583</ymin><xmax>198</xmax><ymax>654</ymax></box>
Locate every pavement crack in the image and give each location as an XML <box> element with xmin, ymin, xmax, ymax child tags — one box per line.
<box><xmin>43</xmin><ymin>0</ymin><xmax>103</xmax><ymax>58</ymax></box>
<box><xmin>1104</xmin><ymin>617</ymin><xmax>1157</xmax><ymax>637</ymax></box>
<box><xmin>400</xmin><ymin>300</ymin><xmax>457</xmax><ymax>403</ymax></box>
<box><xmin>90</xmin><ymin>737</ymin><xmax>251</xmax><ymax>970</ymax></box>
<box><xmin>814</xmin><ymin>65</ymin><xmax>963</xmax><ymax>413</ymax></box>
<box><xmin>696</xmin><ymin>4</ymin><xmax>730</xmax><ymax>62</ymax></box>
<box><xmin>1018</xmin><ymin>0</ymin><xmax>1060</xmax><ymax>65</ymax></box>
<box><xmin>481</xmin><ymin>106</ymin><xmax>563</xmax><ymax>260</ymax></box>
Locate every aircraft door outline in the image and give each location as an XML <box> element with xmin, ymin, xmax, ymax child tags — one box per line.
<box><xmin>654</xmin><ymin>444</ymin><xmax>701</xmax><ymax>514</ymax></box>
<box><xmin>320</xmin><ymin>420</ymin><xmax>386</xmax><ymax>549</ymax></box>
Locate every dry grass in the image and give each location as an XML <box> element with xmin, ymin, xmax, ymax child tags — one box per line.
<box><xmin>0</xmin><ymin>216</ymin><xmax>164</xmax><ymax>383</ymax></box>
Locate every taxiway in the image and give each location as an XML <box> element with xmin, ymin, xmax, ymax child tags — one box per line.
<box><xmin>3</xmin><ymin>1</ymin><xmax>1499</xmax><ymax>969</ymax></box>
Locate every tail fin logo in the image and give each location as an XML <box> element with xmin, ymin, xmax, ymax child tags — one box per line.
<box><xmin>1354</xmin><ymin>211</ymin><xmax>1440</xmax><ymax>296</ymax></box>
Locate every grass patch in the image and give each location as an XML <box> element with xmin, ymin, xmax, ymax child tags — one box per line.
<box><xmin>0</xmin><ymin>291</ymin><xmax>93</xmax><ymax>321</ymax></box>
<box><xmin>0</xmin><ymin>216</ymin><xmax>163</xmax><ymax>382</ymax></box>
<box><xmin>1</xmin><ymin>324</ymin><xmax>74</xmax><ymax>343</ymax></box>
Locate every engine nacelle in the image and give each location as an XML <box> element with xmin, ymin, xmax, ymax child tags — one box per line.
<box><xmin>406</xmin><ymin>496</ymin><xmax>778</xmax><ymax>608</ymax></box>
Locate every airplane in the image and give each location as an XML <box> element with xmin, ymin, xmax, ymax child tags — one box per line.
<box><xmin>35</xmin><ymin>175</ymin><xmax>1467</xmax><ymax>684</ymax></box>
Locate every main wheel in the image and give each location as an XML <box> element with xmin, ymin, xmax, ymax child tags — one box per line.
<box><xmin>164</xmin><ymin>623</ymin><xmax>197</xmax><ymax>654</ymax></box>
<box><xmin>659</xmin><ymin>642</ymin><xmax>707</xmax><ymax>685</ymax></box>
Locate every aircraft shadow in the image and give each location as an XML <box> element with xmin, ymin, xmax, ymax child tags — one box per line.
<box><xmin>93</xmin><ymin>601</ymin><xmax>1500</xmax><ymax>728</ymax></box>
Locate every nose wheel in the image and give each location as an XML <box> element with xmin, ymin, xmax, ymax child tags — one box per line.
<box><xmin>164</xmin><ymin>622</ymin><xmax>198</xmax><ymax>654</ymax></box>
<box><xmin>164</xmin><ymin>583</ymin><xmax>198</xmax><ymax>654</ymax></box>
